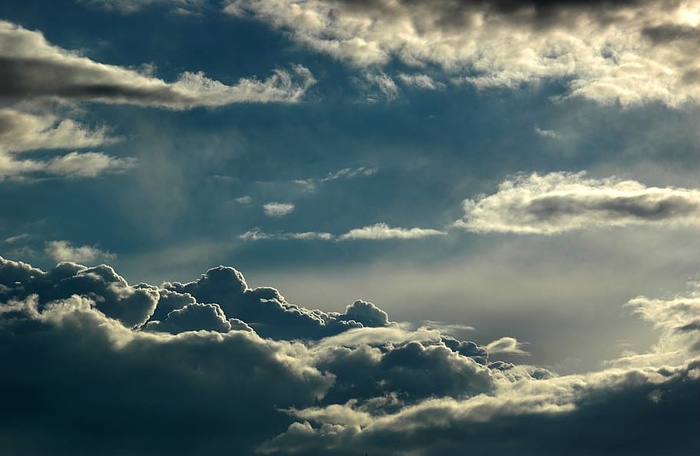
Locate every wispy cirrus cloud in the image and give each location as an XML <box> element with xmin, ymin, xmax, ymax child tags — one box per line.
<box><xmin>456</xmin><ymin>172</ymin><xmax>700</xmax><ymax>234</ymax></box>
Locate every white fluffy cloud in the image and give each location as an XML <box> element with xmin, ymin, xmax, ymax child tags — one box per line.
<box><xmin>226</xmin><ymin>0</ymin><xmax>700</xmax><ymax>106</ymax></box>
<box><xmin>457</xmin><ymin>172</ymin><xmax>700</xmax><ymax>234</ymax></box>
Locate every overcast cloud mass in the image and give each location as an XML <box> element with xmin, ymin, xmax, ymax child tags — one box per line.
<box><xmin>1</xmin><ymin>0</ymin><xmax>700</xmax><ymax>455</ymax></box>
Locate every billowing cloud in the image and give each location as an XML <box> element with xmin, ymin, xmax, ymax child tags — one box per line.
<box><xmin>226</xmin><ymin>0</ymin><xmax>700</xmax><ymax>106</ymax></box>
<box><xmin>0</xmin><ymin>20</ymin><xmax>315</xmax><ymax>109</ymax></box>
<box><xmin>1</xmin><ymin>256</ymin><xmax>699</xmax><ymax>455</ymax></box>
<box><xmin>263</xmin><ymin>202</ymin><xmax>295</xmax><ymax>217</ymax></box>
<box><xmin>44</xmin><ymin>240</ymin><xmax>116</xmax><ymax>264</ymax></box>
<box><xmin>457</xmin><ymin>172</ymin><xmax>700</xmax><ymax>234</ymax></box>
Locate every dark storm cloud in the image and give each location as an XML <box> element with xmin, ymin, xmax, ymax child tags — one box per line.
<box><xmin>164</xmin><ymin>265</ymin><xmax>393</xmax><ymax>339</ymax></box>
<box><xmin>2</xmin><ymin>256</ymin><xmax>699</xmax><ymax>455</ymax></box>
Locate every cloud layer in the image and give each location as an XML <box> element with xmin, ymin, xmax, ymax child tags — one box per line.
<box><xmin>1</xmin><ymin>255</ymin><xmax>699</xmax><ymax>455</ymax></box>
<box><xmin>457</xmin><ymin>172</ymin><xmax>700</xmax><ymax>234</ymax></box>
<box><xmin>226</xmin><ymin>0</ymin><xmax>700</xmax><ymax>106</ymax></box>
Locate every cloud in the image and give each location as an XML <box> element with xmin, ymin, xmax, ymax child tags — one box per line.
<box><xmin>486</xmin><ymin>336</ymin><xmax>530</xmax><ymax>356</ymax></box>
<box><xmin>339</xmin><ymin>223</ymin><xmax>446</xmax><ymax>240</ymax></box>
<box><xmin>240</xmin><ymin>223</ymin><xmax>446</xmax><ymax>241</ymax></box>
<box><xmin>79</xmin><ymin>0</ymin><xmax>208</xmax><ymax>14</ymax></box>
<box><xmin>457</xmin><ymin>172</ymin><xmax>700</xmax><ymax>234</ymax></box>
<box><xmin>1</xmin><ymin>256</ymin><xmax>700</xmax><ymax>455</ymax></box>
<box><xmin>0</xmin><ymin>108</ymin><xmax>116</xmax><ymax>153</ymax></box>
<box><xmin>0</xmin><ymin>20</ymin><xmax>315</xmax><ymax>109</ymax></box>
<box><xmin>44</xmin><ymin>240</ymin><xmax>116</xmax><ymax>264</ymax></box>
<box><xmin>263</xmin><ymin>202</ymin><xmax>295</xmax><ymax>217</ymax></box>
<box><xmin>225</xmin><ymin>0</ymin><xmax>700</xmax><ymax>106</ymax></box>
<box><xmin>0</xmin><ymin>108</ymin><xmax>131</xmax><ymax>181</ymax></box>
<box><xmin>292</xmin><ymin>166</ymin><xmax>377</xmax><ymax>192</ymax></box>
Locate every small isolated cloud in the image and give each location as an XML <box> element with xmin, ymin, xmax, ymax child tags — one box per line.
<box><xmin>397</xmin><ymin>74</ymin><xmax>444</xmax><ymax>90</ymax></box>
<box><xmin>0</xmin><ymin>20</ymin><xmax>315</xmax><ymax>109</ymax></box>
<box><xmin>339</xmin><ymin>223</ymin><xmax>446</xmax><ymax>240</ymax></box>
<box><xmin>44</xmin><ymin>240</ymin><xmax>115</xmax><ymax>264</ymax></box>
<box><xmin>486</xmin><ymin>336</ymin><xmax>529</xmax><ymax>356</ymax></box>
<box><xmin>292</xmin><ymin>166</ymin><xmax>377</xmax><ymax>192</ymax></box>
<box><xmin>3</xmin><ymin>233</ymin><xmax>30</xmax><ymax>244</ymax></box>
<box><xmin>534</xmin><ymin>125</ymin><xmax>561</xmax><ymax>140</ymax></box>
<box><xmin>457</xmin><ymin>172</ymin><xmax>700</xmax><ymax>234</ymax></box>
<box><xmin>263</xmin><ymin>202</ymin><xmax>295</xmax><ymax>217</ymax></box>
<box><xmin>235</xmin><ymin>195</ymin><xmax>253</xmax><ymax>205</ymax></box>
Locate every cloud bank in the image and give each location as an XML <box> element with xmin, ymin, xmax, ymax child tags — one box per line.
<box><xmin>457</xmin><ymin>172</ymin><xmax>700</xmax><ymax>234</ymax></box>
<box><xmin>1</xmin><ymin>255</ymin><xmax>699</xmax><ymax>455</ymax></box>
<box><xmin>226</xmin><ymin>0</ymin><xmax>700</xmax><ymax>106</ymax></box>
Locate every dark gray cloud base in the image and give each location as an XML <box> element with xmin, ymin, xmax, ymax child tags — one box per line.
<box><xmin>1</xmin><ymin>256</ymin><xmax>699</xmax><ymax>455</ymax></box>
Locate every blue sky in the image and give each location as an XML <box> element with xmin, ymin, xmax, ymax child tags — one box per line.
<box><xmin>1</xmin><ymin>1</ymin><xmax>700</xmax><ymax>455</ymax></box>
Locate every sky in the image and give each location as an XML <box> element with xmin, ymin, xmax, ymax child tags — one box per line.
<box><xmin>1</xmin><ymin>0</ymin><xmax>700</xmax><ymax>455</ymax></box>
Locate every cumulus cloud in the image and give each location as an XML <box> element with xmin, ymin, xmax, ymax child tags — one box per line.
<box><xmin>0</xmin><ymin>20</ymin><xmax>315</xmax><ymax>109</ymax></box>
<box><xmin>2</xmin><ymin>256</ymin><xmax>699</xmax><ymax>455</ymax></box>
<box><xmin>263</xmin><ymin>202</ymin><xmax>295</xmax><ymax>217</ymax></box>
<box><xmin>226</xmin><ymin>0</ymin><xmax>700</xmax><ymax>106</ymax></box>
<box><xmin>457</xmin><ymin>171</ymin><xmax>700</xmax><ymax>234</ymax></box>
<box><xmin>44</xmin><ymin>240</ymin><xmax>116</xmax><ymax>264</ymax></box>
<box><xmin>486</xmin><ymin>336</ymin><xmax>530</xmax><ymax>356</ymax></box>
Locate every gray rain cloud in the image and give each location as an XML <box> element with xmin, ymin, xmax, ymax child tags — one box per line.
<box><xmin>0</xmin><ymin>255</ymin><xmax>699</xmax><ymax>455</ymax></box>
